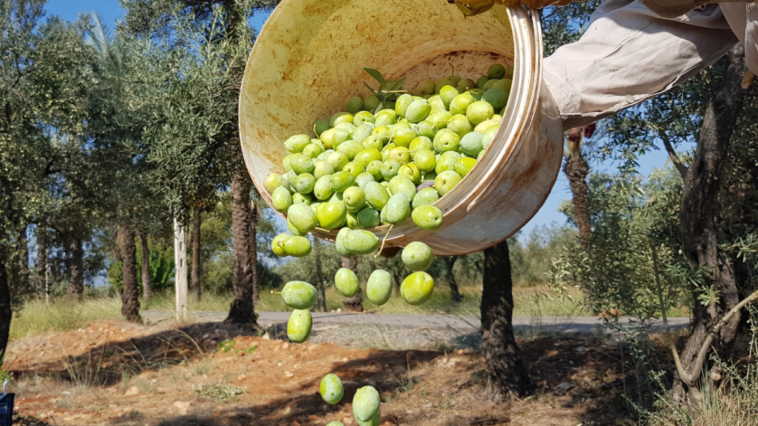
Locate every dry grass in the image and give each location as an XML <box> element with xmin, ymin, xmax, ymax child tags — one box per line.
<box><xmin>143</xmin><ymin>292</ymin><xmax>234</xmax><ymax>312</ymax></box>
<box><xmin>145</xmin><ymin>284</ymin><xmax>591</xmax><ymax>317</ymax></box>
<box><xmin>696</xmin><ymin>366</ymin><xmax>758</xmax><ymax>426</ymax></box>
<box><xmin>646</xmin><ymin>351</ymin><xmax>758</xmax><ymax>426</ymax></box>
<box><xmin>10</xmin><ymin>298</ymin><xmax>122</xmax><ymax>341</ymax></box>
<box><xmin>10</xmin><ymin>283</ymin><xmax>685</xmax><ymax>342</ymax></box>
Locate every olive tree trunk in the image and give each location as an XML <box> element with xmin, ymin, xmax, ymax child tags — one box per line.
<box><xmin>36</xmin><ymin>227</ymin><xmax>47</xmax><ymax>297</ymax></box>
<box><xmin>224</xmin><ymin>173</ymin><xmax>257</xmax><ymax>325</ymax></box>
<box><xmin>191</xmin><ymin>209</ymin><xmax>202</xmax><ymax>302</ymax></box>
<box><xmin>443</xmin><ymin>256</ymin><xmax>462</xmax><ymax>303</ymax></box>
<box><xmin>673</xmin><ymin>45</ymin><xmax>747</xmax><ymax>406</ymax></box>
<box><xmin>481</xmin><ymin>240</ymin><xmax>531</xmax><ymax>401</ymax></box>
<box><xmin>314</xmin><ymin>236</ymin><xmax>327</xmax><ymax>312</ymax></box>
<box><xmin>249</xmin><ymin>199</ymin><xmax>259</xmax><ymax>304</ymax></box>
<box><xmin>18</xmin><ymin>226</ymin><xmax>29</xmax><ymax>294</ymax></box>
<box><xmin>120</xmin><ymin>226</ymin><xmax>141</xmax><ymax>322</ymax></box>
<box><xmin>139</xmin><ymin>231</ymin><xmax>151</xmax><ymax>301</ymax></box>
<box><xmin>341</xmin><ymin>255</ymin><xmax>363</xmax><ymax>312</ymax></box>
<box><xmin>0</xmin><ymin>249</ymin><xmax>12</xmax><ymax>359</ymax></box>
<box><xmin>563</xmin><ymin>141</ymin><xmax>592</xmax><ymax>244</ymax></box>
<box><xmin>66</xmin><ymin>236</ymin><xmax>84</xmax><ymax>300</ymax></box>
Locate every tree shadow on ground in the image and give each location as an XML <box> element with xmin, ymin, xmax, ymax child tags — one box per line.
<box><xmin>9</xmin><ymin>322</ymin><xmax>257</xmax><ymax>386</ymax></box>
<box><xmin>150</xmin><ymin>349</ymin><xmax>439</xmax><ymax>426</ymax></box>
<box><xmin>11</xmin><ymin>321</ymin><xmax>667</xmax><ymax>426</ymax></box>
<box><xmin>517</xmin><ymin>336</ymin><xmax>668</xmax><ymax>425</ymax></box>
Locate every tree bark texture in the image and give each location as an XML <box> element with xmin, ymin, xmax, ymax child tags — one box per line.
<box><xmin>314</xmin><ymin>237</ymin><xmax>327</xmax><ymax>312</ymax></box>
<box><xmin>481</xmin><ymin>240</ymin><xmax>531</xmax><ymax>401</ymax></box>
<box><xmin>250</xmin><ymin>199</ymin><xmax>259</xmax><ymax>304</ymax></box>
<box><xmin>120</xmin><ymin>226</ymin><xmax>141</xmax><ymax>323</ymax></box>
<box><xmin>224</xmin><ymin>174</ymin><xmax>257</xmax><ymax>326</ymax></box>
<box><xmin>66</xmin><ymin>236</ymin><xmax>84</xmax><ymax>300</ymax></box>
<box><xmin>341</xmin><ymin>255</ymin><xmax>363</xmax><ymax>312</ymax></box>
<box><xmin>111</xmin><ymin>222</ymin><xmax>122</xmax><ymax>264</ymax></box>
<box><xmin>191</xmin><ymin>209</ymin><xmax>202</xmax><ymax>302</ymax></box>
<box><xmin>443</xmin><ymin>256</ymin><xmax>463</xmax><ymax>303</ymax></box>
<box><xmin>140</xmin><ymin>232</ymin><xmax>152</xmax><ymax>301</ymax></box>
<box><xmin>0</xmin><ymin>251</ymin><xmax>12</xmax><ymax>360</ymax></box>
<box><xmin>674</xmin><ymin>46</ymin><xmax>747</xmax><ymax>405</ymax></box>
<box><xmin>18</xmin><ymin>226</ymin><xmax>29</xmax><ymax>294</ymax></box>
<box><xmin>36</xmin><ymin>228</ymin><xmax>46</xmax><ymax>297</ymax></box>
<box><xmin>563</xmin><ymin>151</ymin><xmax>592</xmax><ymax>244</ymax></box>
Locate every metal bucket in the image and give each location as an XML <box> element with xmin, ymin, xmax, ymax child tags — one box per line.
<box><xmin>239</xmin><ymin>0</ymin><xmax>563</xmax><ymax>255</ymax></box>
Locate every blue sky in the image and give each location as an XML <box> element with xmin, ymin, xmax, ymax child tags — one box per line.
<box><xmin>44</xmin><ymin>0</ymin><xmax>676</xmax><ymax>240</ymax></box>
<box><xmin>45</xmin><ymin>0</ymin><xmax>270</xmax><ymax>31</ymax></box>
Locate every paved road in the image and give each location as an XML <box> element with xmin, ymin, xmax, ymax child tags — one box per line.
<box><xmin>142</xmin><ymin>310</ymin><xmax>690</xmax><ymax>335</ymax></box>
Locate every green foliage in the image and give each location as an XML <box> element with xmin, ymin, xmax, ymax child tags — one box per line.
<box><xmin>541</xmin><ymin>2</ymin><xmax>601</xmax><ymax>56</ymax></box>
<box><xmin>0</xmin><ymin>1</ymin><xmax>94</xmax><ymax>267</ymax></box>
<box><xmin>199</xmin><ymin>197</ymin><xmax>280</xmax><ymax>293</ymax></box>
<box><xmin>509</xmin><ymin>226</ymin><xmax>577</xmax><ymax>287</ymax></box>
<box><xmin>192</xmin><ymin>382</ymin><xmax>247</xmax><ymax>402</ymax></box>
<box><xmin>550</xmin><ymin>166</ymin><xmax>686</xmax><ymax>321</ymax></box>
<box><xmin>217</xmin><ymin>340</ymin><xmax>235</xmax><ymax>353</ymax></box>
<box><xmin>120</xmin><ymin>0</ymin><xmax>273</xmax><ymax>223</ymax></box>
<box><xmin>0</xmin><ymin>353</ymin><xmax>12</xmax><ymax>386</ymax></box>
<box><xmin>108</xmin><ymin>240</ymin><xmax>175</xmax><ymax>292</ymax></box>
<box><xmin>362</xmin><ymin>67</ymin><xmax>407</xmax><ymax>108</ymax></box>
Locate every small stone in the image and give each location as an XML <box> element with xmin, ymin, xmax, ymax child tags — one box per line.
<box><xmin>285</xmin><ymin>371</ymin><xmax>294</xmax><ymax>378</ymax></box>
<box><xmin>553</xmin><ymin>381</ymin><xmax>574</xmax><ymax>396</ymax></box>
<box><xmin>262</xmin><ymin>333</ymin><xmax>271</xmax><ymax>340</ymax></box>
<box><xmin>174</xmin><ymin>401</ymin><xmax>192</xmax><ymax>416</ymax></box>
<box><xmin>283</xmin><ymin>343</ymin><xmax>290</xmax><ymax>350</ymax></box>
<box><xmin>574</xmin><ymin>346</ymin><xmax>586</xmax><ymax>352</ymax></box>
<box><xmin>125</xmin><ymin>386</ymin><xmax>140</xmax><ymax>396</ymax></box>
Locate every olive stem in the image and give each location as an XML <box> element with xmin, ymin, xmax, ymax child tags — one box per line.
<box><xmin>375</xmin><ymin>224</ymin><xmax>394</xmax><ymax>258</ymax></box>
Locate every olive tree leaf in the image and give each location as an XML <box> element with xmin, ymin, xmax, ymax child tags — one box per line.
<box><xmin>390</xmin><ymin>77</ymin><xmax>406</xmax><ymax>91</ymax></box>
<box><xmin>363</xmin><ymin>67</ymin><xmax>386</xmax><ymax>87</ymax></box>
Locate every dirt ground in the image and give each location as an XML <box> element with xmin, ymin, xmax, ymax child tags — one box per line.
<box><xmin>6</xmin><ymin>319</ymin><xmax>644</xmax><ymax>426</ymax></box>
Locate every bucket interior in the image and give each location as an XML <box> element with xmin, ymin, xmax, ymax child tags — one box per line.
<box><xmin>240</xmin><ymin>0</ymin><xmax>517</xmax><ymax>240</ymax></box>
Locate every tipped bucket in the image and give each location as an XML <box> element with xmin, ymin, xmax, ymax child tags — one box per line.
<box><xmin>239</xmin><ymin>1</ymin><xmax>563</xmax><ymax>255</ymax></box>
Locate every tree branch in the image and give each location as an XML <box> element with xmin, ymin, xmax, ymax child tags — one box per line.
<box><xmin>653</xmin><ymin>239</ymin><xmax>758</xmax><ymax>388</ymax></box>
<box><xmin>43</xmin><ymin>156</ymin><xmax>57</xmax><ymax>176</ymax></box>
<box><xmin>658</xmin><ymin>129</ymin><xmax>688</xmax><ymax>179</ymax></box>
